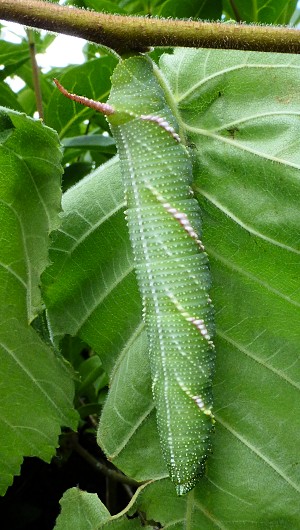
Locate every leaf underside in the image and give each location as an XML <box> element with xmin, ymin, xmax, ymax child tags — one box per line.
<box><xmin>0</xmin><ymin>108</ymin><xmax>78</xmax><ymax>494</ymax></box>
<box><xmin>44</xmin><ymin>48</ymin><xmax>300</xmax><ymax>526</ymax></box>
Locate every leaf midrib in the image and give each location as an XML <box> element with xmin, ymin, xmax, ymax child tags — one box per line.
<box><xmin>184</xmin><ymin>124</ymin><xmax>300</xmax><ymax>171</ymax></box>
<box><xmin>196</xmin><ymin>189</ymin><xmax>300</xmax><ymax>256</ymax></box>
<box><xmin>217</xmin><ymin>329</ymin><xmax>300</xmax><ymax>392</ymax></box>
<box><xmin>176</xmin><ymin>63</ymin><xmax>300</xmax><ymax>104</ymax></box>
<box><xmin>215</xmin><ymin>414</ymin><xmax>300</xmax><ymax>494</ymax></box>
<box><xmin>207</xmin><ymin>245</ymin><xmax>300</xmax><ymax>308</ymax></box>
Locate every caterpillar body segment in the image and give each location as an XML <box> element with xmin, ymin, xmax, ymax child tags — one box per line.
<box><xmin>55</xmin><ymin>56</ymin><xmax>215</xmax><ymax>495</ymax></box>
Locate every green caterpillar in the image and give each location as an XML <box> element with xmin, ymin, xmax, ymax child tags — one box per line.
<box><xmin>55</xmin><ymin>55</ymin><xmax>215</xmax><ymax>495</ymax></box>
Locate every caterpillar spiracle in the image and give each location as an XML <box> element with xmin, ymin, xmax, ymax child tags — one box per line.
<box><xmin>54</xmin><ymin>55</ymin><xmax>215</xmax><ymax>495</ymax></box>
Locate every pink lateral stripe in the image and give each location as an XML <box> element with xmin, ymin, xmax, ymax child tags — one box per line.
<box><xmin>140</xmin><ymin>114</ymin><xmax>181</xmax><ymax>142</ymax></box>
<box><xmin>53</xmin><ymin>79</ymin><xmax>115</xmax><ymax>115</ymax></box>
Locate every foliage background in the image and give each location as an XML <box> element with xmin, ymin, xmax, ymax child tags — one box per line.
<box><xmin>0</xmin><ymin>0</ymin><xmax>299</xmax><ymax>528</ymax></box>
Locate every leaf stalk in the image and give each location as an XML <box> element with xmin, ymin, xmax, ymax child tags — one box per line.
<box><xmin>27</xmin><ymin>29</ymin><xmax>44</xmax><ymax>119</ymax></box>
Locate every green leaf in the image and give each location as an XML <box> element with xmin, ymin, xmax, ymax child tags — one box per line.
<box><xmin>98</xmin><ymin>326</ymin><xmax>167</xmax><ymax>480</ymax></box>
<box><xmin>222</xmin><ymin>0</ymin><xmax>298</xmax><ymax>24</ymax></box>
<box><xmin>42</xmin><ymin>156</ymin><xmax>163</xmax><ymax>479</ymax></box>
<box><xmin>0</xmin><ymin>41</ymin><xmax>30</xmax><ymax>81</ymax></box>
<box><xmin>0</xmin><ymin>108</ymin><xmax>78</xmax><ymax>494</ymax></box>
<box><xmin>131</xmin><ymin>479</ymin><xmax>300</xmax><ymax>528</ymax></box>
<box><xmin>54</xmin><ymin>487</ymin><xmax>110</xmax><ymax>529</ymax></box>
<box><xmin>0</xmin><ymin>108</ymin><xmax>62</xmax><ymax>319</ymax></box>
<box><xmin>161</xmin><ymin>46</ymin><xmax>300</xmax><ymax>523</ymax></box>
<box><xmin>290</xmin><ymin>6</ymin><xmax>300</xmax><ymax>25</ymax></box>
<box><xmin>42</xmin><ymin>157</ymin><xmax>141</xmax><ymax>361</ymax></box>
<box><xmin>157</xmin><ymin>0</ymin><xmax>222</xmax><ymax>20</ymax></box>
<box><xmin>0</xmin><ymin>81</ymin><xmax>23</xmax><ymax>112</ymax></box>
<box><xmin>44</xmin><ymin>48</ymin><xmax>300</xmax><ymax>523</ymax></box>
<box><xmin>55</xmin><ymin>485</ymin><xmax>152</xmax><ymax>529</ymax></box>
<box><xmin>56</xmin><ymin>473</ymin><xmax>300</xmax><ymax>529</ymax></box>
<box><xmin>81</xmin><ymin>0</ymin><xmax>127</xmax><ymax>13</ymax></box>
<box><xmin>17</xmin><ymin>62</ymin><xmax>54</xmax><ymax>106</ymax></box>
<box><xmin>62</xmin><ymin>134</ymin><xmax>116</xmax><ymax>152</ymax></box>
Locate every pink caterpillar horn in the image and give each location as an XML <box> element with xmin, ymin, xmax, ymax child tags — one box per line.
<box><xmin>53</xmin><ymin>79</ymin><xmax>115</xmax><ymax>115</ymax></box>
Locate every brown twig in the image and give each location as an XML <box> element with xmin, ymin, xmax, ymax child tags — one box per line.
<box><xmin>229</xmin><ymin>0</ymin><xmax>242</xmax><ymax>23</ymax></box>
<box><xmin>68</xmin><ymin>432</ymin><xmax>142</xmax><ymax>488</ymax></box>
<box><xmin>1</xmin><ymin>0</ymin><xmax>300</xmax><ymax>54</ymax></box>
<box><xmin>27</xmin><ymin>29</ymin><xmax>43</xmax><ymax>119</ymax></box>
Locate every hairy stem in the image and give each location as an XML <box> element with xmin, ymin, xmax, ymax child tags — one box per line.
<box><xmin>1</xmin><ymin>0</ymin><xmax>300</xmax><ymax>54</ymax></box>
<box><xmin>27</xmin><ymin>29</ymin><xmax>43</xmax><ymax>119</ymax></box>
<box><xmin>68</xmin><ymin>432</ymin><xmax>142</xmax><ymax>488</ymax></box>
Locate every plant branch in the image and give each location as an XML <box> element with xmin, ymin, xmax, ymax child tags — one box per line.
<box><xmin>68</xmin><ymin>432</ymin><xmax>142</xmax><ymax>488</ymax></box>
<box><xmin>229</xmin><ymin>0</ymin><xmax>242</xmax><ymax>23</ymax></box>
<box><xmin>27</xmin><ymin>29</ymin><xmax>43</xmax><ymax>119</ymax></box>
<box><xmin>1</xmin><ymin>0</ymin><xmax>300</xmax><ymax>54</ymax></box>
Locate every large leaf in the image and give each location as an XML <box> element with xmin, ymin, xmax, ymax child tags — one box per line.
<box><xmin>0</xmin><ymin>40</ymin><xmax>30</xmax><ymax>82</ymax></box>
<box><xmin>0</xmin><ymin>108</ymin><xmax>78</xmax><ymax>494</ymax></box>
<box><xmin>131</xmin><ymin>478</ymin><xmax>300</xmax><ymax>528</ymax></box>
<box><xmin>0</xmin><ymin>34</ymin><xmax>55</xmax><ymax>84</ymax></box>
<box><xmin>54</xmin><ymin>488</ymin><xmax>149</xmax><ymax>530</ymax></box>
<box><xmin>54</xmin><ymin>488</ymin><xmax>110</xmax><ymax>529</ymax></box>
<box><xmin>157</xmin><ymin>0</ymin><xmax>222</xmax><ymax>19</ymax></box>
<box><xmin>44</xmin><ymin>48</ymin><xmax>300</xmax><ymax>525</ymax></box>
<box><xmin>42</xmin><ymin>157</ymin><xmax>141</xmax><ymax>364</ymax></box>
<box><xmin>81</xmin><ymin>0</ymin><xmax>127</xmax><ymax>13</ymax></box>
<box><xmin>42</xmin><ymin>157</ymin><xmax>165</xmax><ymax>480</ymax></box>
<box><xmin>223</xmin><ymin>0</ymin><xmax>298</xmax><ymax>24</ymax></box>
<box><xmin>162</xmin><ymin>47</ymin><xmax>300</xmax><ymax>524</ymax></box>
<box><xmin>54</xmin><ymin>484</ymin><xmax>152</xmax><ymax>529</ymax></box>
<box><xmin>0</xmin><ymin>80</ymin><xmax>23</xmax><ymax>112</ymax></box>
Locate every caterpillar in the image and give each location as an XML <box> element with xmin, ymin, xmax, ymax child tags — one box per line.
<box><xmin>54</xmin><ymin>55</ymin><xmax>215</xmax><ymax>495</ymax></box>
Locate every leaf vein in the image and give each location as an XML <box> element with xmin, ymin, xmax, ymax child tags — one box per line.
<box><xmin>197</xmin><ymin>191</ymin><xmax>300</xmax><ymax>255</ymax></box>
<box><xmin>215</xmin><ymin>414</ymin><xmax>300</xmax><ymax>494</ymax></box>
<box><xmin>217</xmin><ymin>329</ymin><xmax>300</xmax><ymax>391</ymax></box>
